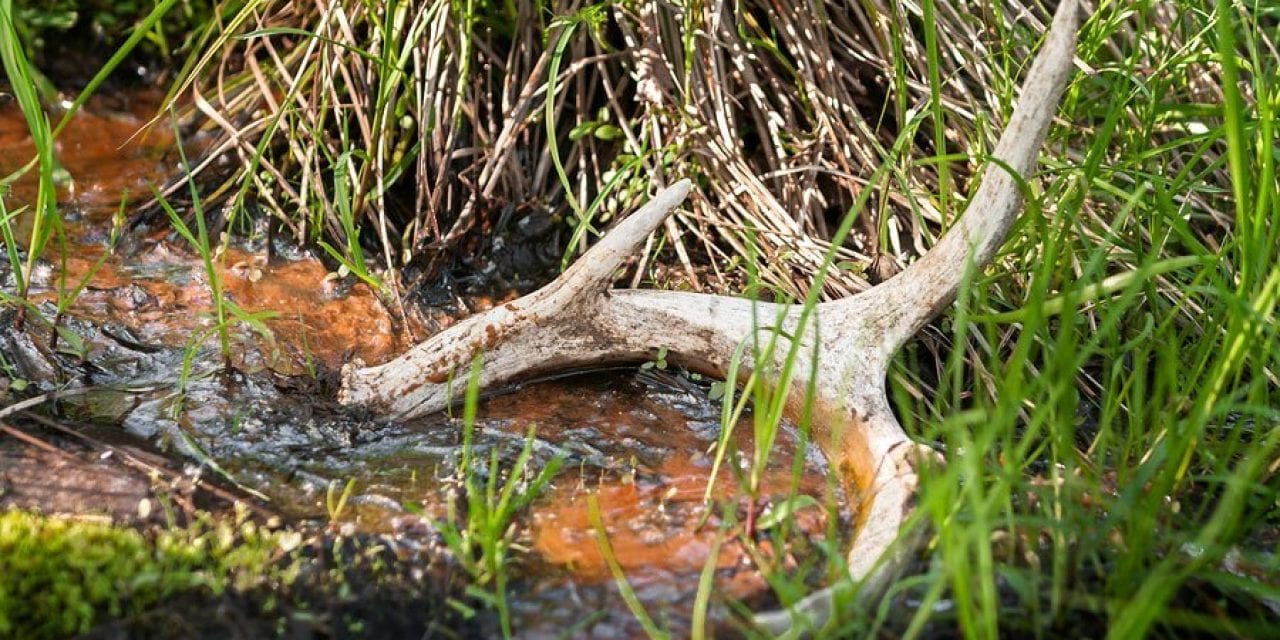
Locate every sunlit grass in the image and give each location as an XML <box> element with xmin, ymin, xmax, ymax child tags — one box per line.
<box><xmin>0</xmin><ymin>0</ymin><xmax>1274</xmax><ymax>637</ymax></box>
<box><xmin>853</xmin><ymin>1</ymin><xmax>1280</xmax><ymax>637</ymax></box>
<box><xmin>588</xmin><ymin>493</ymin><xmax>672</xmax><ymax>640</ymax></box>
<box><xmin>688</xmin><ymin>0</ymin><xmax>1277</xmax><ymax>637</ymax></box>
<box><xmin>0</xmin><ymin>0</ymin><xmax>59</xmax><ymax>318</ymax></box>
<box><xmin>432</xmin><ymin>357</ymin><xmax>563</xmax><ymax>639</ymax></box>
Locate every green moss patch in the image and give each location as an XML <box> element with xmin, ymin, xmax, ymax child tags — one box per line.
<box><xmin>0</xmin><ymin>508</ymin><xmax>297</xmax><ymax>638</ymax></box>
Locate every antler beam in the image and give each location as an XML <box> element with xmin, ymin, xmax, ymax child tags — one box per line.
<box><xmin>341</xmin><ymin>0</ymin><xmax>1080</xmax><ymax>632</ymax></box>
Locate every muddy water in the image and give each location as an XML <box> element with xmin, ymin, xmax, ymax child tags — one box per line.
<box><xmin>0</xmin><ymin>96</ymin><xmax>846</xmax><ymax>637</ymax></box>
<box><xmin>0</xmin><ymin>90</ymin><xmax>175</xmax><ymax>224</ymax></box>
<box><xmin>1</xmin><ymin>93</ymin><xmax>424</xmax><ymax>372</ymax></box>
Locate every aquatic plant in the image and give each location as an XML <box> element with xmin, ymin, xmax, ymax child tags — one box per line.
<box><xmin>432</xmin><ymin>358</ymin><xmax>563</xmax><ymax>639</ymax></box>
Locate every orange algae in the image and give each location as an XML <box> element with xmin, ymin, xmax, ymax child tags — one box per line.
<box><xmin>4</xmin><ymin>93</ymin><xmax>418</xmax><ymax>372</ymax></box>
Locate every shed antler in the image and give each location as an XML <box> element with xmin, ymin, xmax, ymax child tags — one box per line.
<box><xmin>342</xmin><ymin>0</ymin><xmax>1079</xmax><ymax>630</ymax></box>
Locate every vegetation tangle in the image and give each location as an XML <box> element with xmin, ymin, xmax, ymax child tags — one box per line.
<box><xmin>0</xmin><ymin>0</ymin><xmax>1277</xmax><ymax>639</ymax></box>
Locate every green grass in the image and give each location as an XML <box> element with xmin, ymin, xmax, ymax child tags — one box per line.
<box><xmin>1</xmin><ymin>0</ymin><xmax>189</xmax><ymax>341</ymax></box>
<box><xmin>853</xmin><ymin>2</ymin><xmax>1279</xmax><ymax>637</ymax></box>
<box><xmin>153</xmin><ymin>110</ymin><xmax>280</xmax><ymax>399</ymax></box>
<box><xmin>0</xmin><ymin>0</ymin><xmax>60</xmax><ymax>317</ymax></box>
<box><xmin>1</xmin><ymin>0</ymin><xmax>1276</xmax><ymax>637</ymax></box>
<box><xmin>587</xmin><ymin>493</ymin><xmax>672</xmax><ymax>640</ymax></box>
<box><xmin>154</xmin><ymin>113</ymin><xmax>234</xmax><ymax>360</ymax></box>
<box><xmin>432</xmin><ymin>358</ymin><xmax>563</xmax><ymax>639</ymax></box>
<box><xmin>688</xmin><ymin>1</ymin><xmax>1278</xmax><ymax>637</ymax></box>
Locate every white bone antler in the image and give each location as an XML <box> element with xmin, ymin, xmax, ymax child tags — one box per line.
<box><xmin>341</xmin><ymin>0</ymin><xmax>1080</xmax><ymax>631</ymax></box>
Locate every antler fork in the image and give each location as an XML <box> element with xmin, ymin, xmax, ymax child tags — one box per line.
<box><xmin>341</xmin><ymin>0</ymin><xmax>1081</xmax><ymax>631</ymax></box>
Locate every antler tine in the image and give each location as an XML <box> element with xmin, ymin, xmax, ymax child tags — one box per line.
<box><xmin>848</xmin><ymin>0</ymin><xmax>1081</xmax><ymax>356</ymax></box>
<box><xmin>342</xmin><ymin>2</ymin><xmax>1083</xmax><ymax>632</ymax></box>
<box><xmin>558</xmin><ymin>179</ymin><xmax>692</xmax><ymax>293</ymax></box>
<box><xmin>339</xmin><ymin>180</ymin><xmax>694</xmax><ymax>418</ymax></box>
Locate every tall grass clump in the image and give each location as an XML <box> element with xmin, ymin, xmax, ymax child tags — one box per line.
<box><xmin>167</xmin><ymin>0</ymin><xmax>1068</xmax><ymax>300</ymax></box>
<box><xmin>822</xmin><ymin>1</ymin><xmax>1279</xmax><ymax>637</ymax></box>
<box><xmin>433</xmin><ymin>358</ymin><xmax>562</xmax><ymax>638</ymax></box>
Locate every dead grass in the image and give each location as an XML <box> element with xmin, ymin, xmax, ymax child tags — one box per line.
<box><xmin>161</xmin><ymin>1</ymin><xmax>1155</xmax><ymax>301</ymax></box>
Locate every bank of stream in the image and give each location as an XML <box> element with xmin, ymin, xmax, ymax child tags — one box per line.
<box><xmin>0</xmin><ymin>93</ymin><xmax>847</xmax><ymax>638</ymax></box>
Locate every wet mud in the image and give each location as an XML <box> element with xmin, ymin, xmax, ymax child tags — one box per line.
<box><xmin>0</xmin><ymin>95</ymin><xmax>847</xmax><ymax>638</ymax></box>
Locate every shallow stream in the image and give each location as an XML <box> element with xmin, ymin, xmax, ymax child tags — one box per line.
<box><xmin>0</xmin><ymin>94</ymin><xmax>845</xmax><ymax>637</ymax></box>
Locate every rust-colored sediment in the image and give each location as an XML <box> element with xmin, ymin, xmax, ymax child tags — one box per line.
<box><xmin>480</xmin><ymin>378</ymin><xmax>835</xmax><ymax>597</ymax></box>
<box><xmin>0</xmin><ymin>92</ymin><xmax>174</xmax><ymax>224</ymax></box>
<box><xmin>4</xmin><ymin>95</ymin><xmax>419</xmax><ymax>372</ymax></box>
<box><xmin>531</xmin><ymin>456</ymin><xmax>829</xmax><ymax>595</ymax></box>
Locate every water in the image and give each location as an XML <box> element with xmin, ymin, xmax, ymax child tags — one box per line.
<box><xmin>0</xmin><ymin>94</ymin><xmax>846</xmax><ymax>637</ymax></box>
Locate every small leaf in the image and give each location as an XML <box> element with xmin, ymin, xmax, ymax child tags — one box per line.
<box><xmin>708</xmin><ymin>381</ymin><xmax>725</xmax><ymax>401</ymax></box>
<box><xmin>568</xmin><ymin>121</ymin><xmax>598</xmax><ymax>141</ymax></box>
<box><xmin>54</xmin><ymin>326</ymin><xmax>88</xmax><ymax>357</ymax></box>
<box><xmin>446</xmin><ymin>597</ymin><xmax>478</xmax><ymax>619</ymax></box>
<box><xmin>755</xmin><ymin>495</ymin><xmax>822</xmax><ymax>531</ymax></box>
<box><xmin>593</xmin><ymin>124</ymin><xmax>623</xmax><ymax>141</ymax></box>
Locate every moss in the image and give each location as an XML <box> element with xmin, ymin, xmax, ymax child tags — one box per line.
<box><xmin>0</xmin><ymin>508</ymin><xmax>294</xmax><ymax>639</ymax></box>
